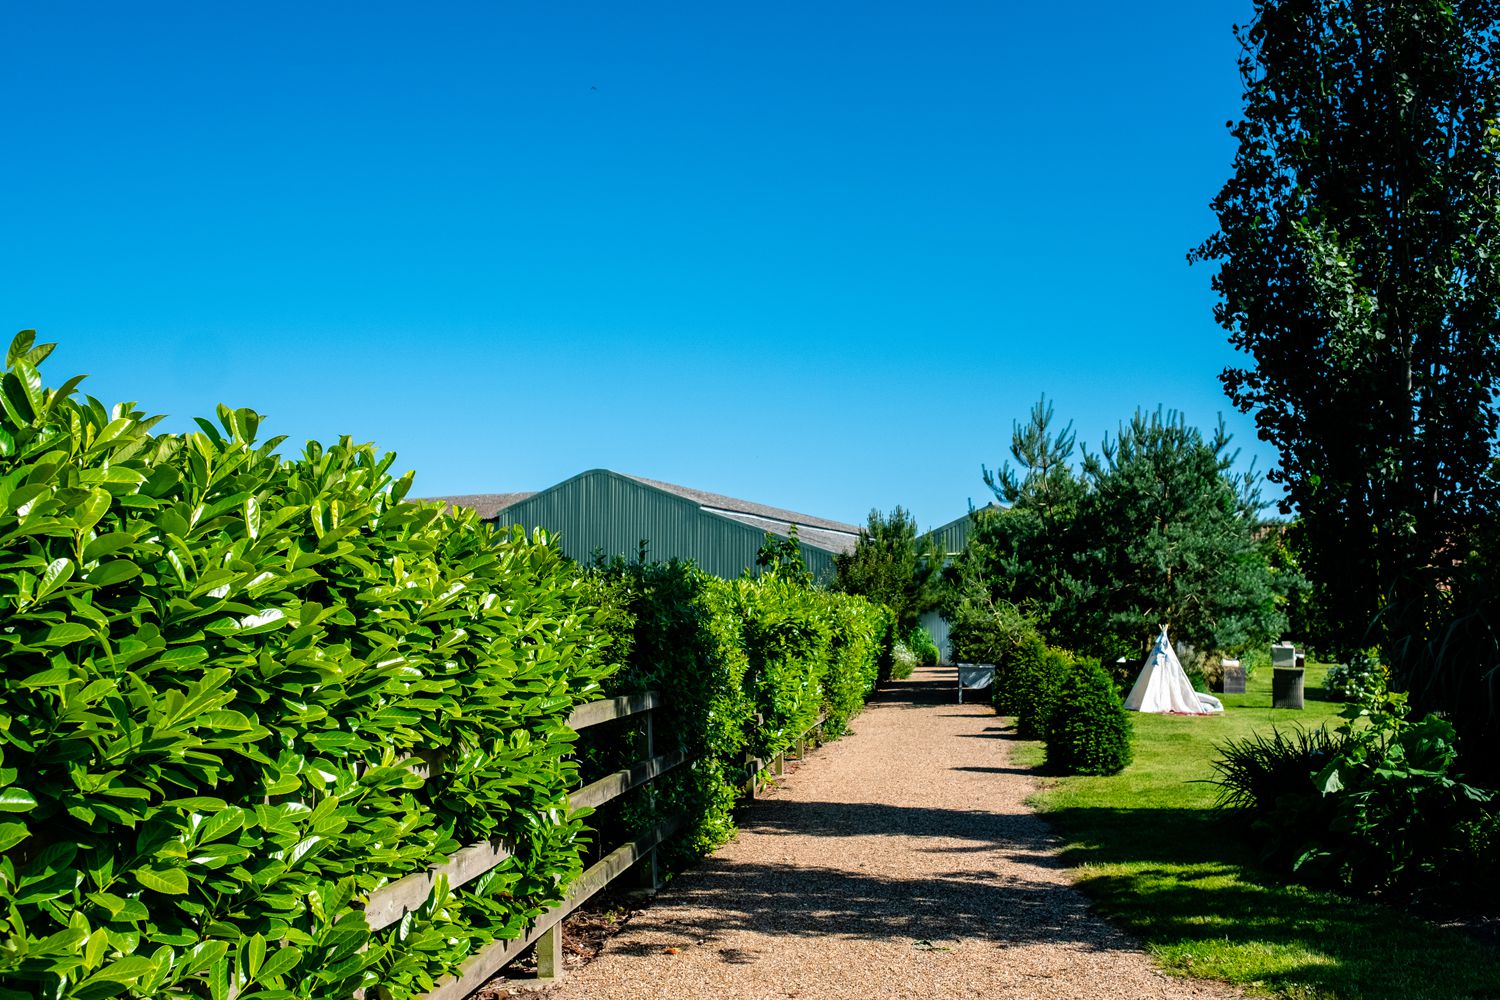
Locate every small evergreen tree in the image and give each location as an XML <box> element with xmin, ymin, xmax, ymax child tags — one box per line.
<box><xmin>1045</xmin><ymin>658</ymin><xmax>1133</xmax><ymax>776</ymax></box>
<box><xmin>833</xmin><ymin>506</ymin><xmax>942</xmax><ymax>633</ymax></box>
<box><xmin>1006</xmin><ymin>636</ymin><xmax>1073</xmax><ymax>739</ymax></box>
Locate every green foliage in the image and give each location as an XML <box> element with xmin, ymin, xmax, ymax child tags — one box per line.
<box><xmin>1044</xmin><ymin>658</ymin><xmax>1132</xmax><ymax>776</ymax></box>
<box><xmin>1323</xmin><ymin>649</ymin><xmax>1388</xmax><ymax>708</ymax></box>
<box><xmin>832</xmin><ymin>506</ymin><xmax>941</xmax><ymax>634</ymax></box>
<box><xmin>945</xmin><ymin>594</ymin><xmax>1038</xmax><ymax>670</ymax></box>
<box><xmin>903</xmin><ymin>625</ymin><xmax>938</xmax><ymax>666</ymax></box>
<box><xmin>1192</xmin><ymin>3</ymin><xmax>1500</xmax><ymax>718</ymax></box>
<box><xmin>590</xmin><ymin>560</ymin><xmax>891</xmax><ymax>863</ymax></box>
<box><xmin>1213</xmin><ymin>695</ymin><xmax>1495</xmax><ymax>899</ymax></box>
<box><xmin>754</xmin><ymin>527</ymin><xmax>808</xmax><ymax>580</ymax></box>
<box><xmin>960</xmin><ymin>401</ymin><xmax>1288</xmax><ymax>662</ymax></box>
<box><xmin>1305</xmin><ymin>699</ymin><xmax>1494</xmax><ymax>896</ymax></box>
<box><xmin>1004</xmin><ymin>637</ymin><xmax>1073</xmax><ymax>740</ymax></box>
<box><xmin>0</xmin><ymin>334</ymin><xmax>618</xmax><ymax>999</ymax></box>
<box><xmin>588</xmin><ymin>560</ymin><xmax>754</xmax><ymax>861</ymax></box>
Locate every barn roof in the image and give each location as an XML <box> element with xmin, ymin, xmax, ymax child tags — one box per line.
<box><xmin>423</xmin><ymin>471</ymin><xmax>862</xmax><ymax>556</ymax></box>
<box><xmin>425</xmin><ymin>492</ymin><xmax>536</xmax><ymax>520</ymax></box>
<box><xmin>622</xmin><ymin>473</ymin><xmax>861</xmax><ymax>554</ymax></box>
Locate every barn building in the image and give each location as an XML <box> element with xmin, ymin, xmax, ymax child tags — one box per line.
<box><xmin>917</xmin><ymin>504</ymin><xmax>1002</xmax><ymax>664</ymax></box>
<box><xmin>429</xmin><ymin>468</ymin><xmax>861</xmax><ymax>581</ymax></box>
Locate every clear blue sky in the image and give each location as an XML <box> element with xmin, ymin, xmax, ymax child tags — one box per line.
<box><xmin>3</xmin><ymin>1</ymin><xmax>1270</xmax><ymax>531</ymax></box>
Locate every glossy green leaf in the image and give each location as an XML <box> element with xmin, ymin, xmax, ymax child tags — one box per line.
<box><xmin>86</xmin><ymin>560</ymin><xmax>141</xmax><ymax>586</ymax></box>
<box><xmin>0</xmin><ymin>788</ymin><xmax>37</xmax><ymax>812</ymax></box>
<box><xmin>133</xmin><ymin>867</ymin><xmax>189</xmax><ymax>895</ymax></box>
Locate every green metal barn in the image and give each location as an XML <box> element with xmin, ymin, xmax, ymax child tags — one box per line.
<box><xmin>917</xmin><ymin>503</ymin><xmax>1003</xmax><ymax>664</ymax></box>
<box><xmin>429</xmin><ymin>468</ymin><xmax>861</xmax><ymax>581</ymax></box>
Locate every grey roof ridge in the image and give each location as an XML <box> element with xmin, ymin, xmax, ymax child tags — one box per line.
<box><xmin>622</xmin><ymin>472</ymin><xmax>861</xmax><ymax>535</ymax></box>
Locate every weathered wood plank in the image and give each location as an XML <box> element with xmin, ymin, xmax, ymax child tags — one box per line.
<box><xmin>567</xmin><ymin>691</ymin><xmax>662</xmax><ymax>731</ymax></box>
<box><xmin>421</xmin><ymin>815</ymin><xmax>684</xmax><ymax>1000</ymax></box>
<box><xmin>365</xmin><ymin>743</ymin><xmax>688</xmax><ymax>933</ymax></box>
<box><xmin>363</xmin><ymin>838</ymin><xmax>513</xmax><ymax>932</ymax></box>
<box><xmin>568</xmin><ymin>750</ymin><xmax>689</xmax><ymax>812</ymax></box>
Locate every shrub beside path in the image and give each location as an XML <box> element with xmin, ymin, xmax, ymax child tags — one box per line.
<box><xmin>545</xmin><ymin>664</ymin><xmax>1242</xmax><ymax>1000</ymax></box>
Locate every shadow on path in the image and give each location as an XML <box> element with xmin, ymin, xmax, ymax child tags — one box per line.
<box><xmin>623</xmin><ymin>856</ymin><xmax>1122</xmax><ymax>954</ymax></box>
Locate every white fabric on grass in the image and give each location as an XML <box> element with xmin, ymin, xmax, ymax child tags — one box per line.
<box><xmin>1123</xmin><ymin>626</ymin><xmax>1224</xmax><ymax>714</ymax></box>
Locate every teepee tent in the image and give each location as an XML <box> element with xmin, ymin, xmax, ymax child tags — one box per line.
<box><xmin>1124</xmin><ymin>626</ymin><xmax>1224</xmax><ymax>714</ymax></box>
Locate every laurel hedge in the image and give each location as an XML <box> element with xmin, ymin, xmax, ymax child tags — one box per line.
<box><xmin>0</xmin><ymin>333</ymin><xmax>895</xmax><ymax>1000</ymax></box>
<box><xmin>589</xmin><ymin>560</ymin><xmax>892</xmax><ymax>865</ymax></box>
<box><xmin>0</xmin><ymin>333</ymin><xmax>621</xmax><ymax>1000</ymax></box>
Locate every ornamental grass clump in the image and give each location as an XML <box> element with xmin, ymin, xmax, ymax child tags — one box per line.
<box><xmin>1044</xmin><ymin>657</ymin><xmax>1133</xmax><ymax>775</ymax></box>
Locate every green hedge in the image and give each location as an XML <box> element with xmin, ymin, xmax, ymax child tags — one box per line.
<box><xmin>1044</xmin><ymin>657</ymin><xmax>1132</xmax><ymax>775</ymax></box>
<box><xmin>0</xmin><ymin>335</ymin><xmax>621</xmax><ymax>1000</ymax></box>
<box><xmin>0</xmin><ymin>333</ymin><xmax>894</xmax><ymax>1000</ymax></box>
<box><xmin>592</xmin><ymin>561</ymin><xmax>892</xmax><ymax>865</ymax></box>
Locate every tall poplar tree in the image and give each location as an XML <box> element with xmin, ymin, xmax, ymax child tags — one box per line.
<box><xmin>1193</xmin><ymin>2</ymin><xmax>1500</xmax><ymax>669</ymax></box>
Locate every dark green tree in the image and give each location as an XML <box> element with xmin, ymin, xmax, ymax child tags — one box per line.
<box><xmin>961</xmin><ymin>403</ymin><xmax>1287</xmax><ymax>661</ymax></box>
<box><xmin>1192</xmin><ymin>1</ymin><xmax>1500</xmax><ymax>671</ymax></box>
<box><xmin>958</xmin><ymin>398</ymin><xmax>1085</xmax><ymax>626</ymax></box>
<box><xmin>832</xmin><ymin>506</ymin><xmax>940</xmax><ymax>633</ymax></box>
<box><xmin>1069</xmin><ymin>409</ymin><xmax>1288</xmax><ymax>658</ymax></box>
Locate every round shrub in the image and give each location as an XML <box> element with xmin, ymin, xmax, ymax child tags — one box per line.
<box><xmin>1006</xmin><ymin>637</ymin><xmax>1073</xmax><ymax>739</ymax></box>
<box><xmin>1044</xmin><ymin>657</ymin><xmax>1134</xmax><ymax>775</ymax></box>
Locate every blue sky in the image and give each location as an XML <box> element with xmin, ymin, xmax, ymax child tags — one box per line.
<box><xmin>3</xmin><ymin>1</ymin><xmax>1268</xmax><ymax>531</ymax></box>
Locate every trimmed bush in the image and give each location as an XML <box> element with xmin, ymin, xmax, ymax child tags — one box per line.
<box><xmin>1044</xmin><ymin>658</ymin><xmax>1133</xmax><ymax>775</ymax></box>
<box><xmin>1004</xmin><ymin>636</ymin><xmax>1073</xmax><ymax>739</ymax></box>
<box><xmin>0</xmin><ymin>333</ymin><xmax>896</xmax><ymax>999</ymax></box>
<box><xmin>587</xmin><ymin>561</ymin><xmax>892</xmax><ymax>866</ymax></box>
<box><xmin>0</xmin><ymin>334</ymin><xmax>620</xmax><ymax>999</ymax></box>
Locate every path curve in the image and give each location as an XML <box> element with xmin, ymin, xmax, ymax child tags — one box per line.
<box><xmin>548</xmin><ymin>664</ymin><xmax>1241</xmax><ymax>1000</ymax></box>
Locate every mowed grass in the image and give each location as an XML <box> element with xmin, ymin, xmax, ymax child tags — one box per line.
<box><xmin>1015</xmin><ymin>664</ymin><xmax>1500</xmax><ymax>999</ymax></box>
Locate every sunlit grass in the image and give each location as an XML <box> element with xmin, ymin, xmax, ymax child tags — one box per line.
<box><xmin>1016</xmin><ymin>663</ymin><xmax>1500</xmax><ymax>999</ymax></box>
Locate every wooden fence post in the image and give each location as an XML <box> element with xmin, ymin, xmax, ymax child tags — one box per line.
<box><xmin>535</xmin><ymin>923</ymin><xmax>564</xmax><ymax>982</ymax></box>
<box><xmin>637</xmin><ymin>707</ymin><xmax>660</xmax><ymax>892</ymax></box>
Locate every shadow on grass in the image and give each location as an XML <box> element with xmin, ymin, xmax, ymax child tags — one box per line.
<box><xmin>1042</xmin><ymin>804</ymin><xmax>1500</xmax><ymax>998</ymax></box>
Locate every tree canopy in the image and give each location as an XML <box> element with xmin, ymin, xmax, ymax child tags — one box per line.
<box><xmin>832</xmin><ymin>506</ymin><xmax>941</xmax><ymax>634</ymax></box>
<box><xmin>1192</xmin><ymin>0</ymin><xmax>1500</xmax><ymax>657</ymax></box>
<box><xmin>1193</xmin><ymin>1</ymin><xmax>1500</xmax><ymax>754</ymax></box>
<box><xmin>957</xmin><ymin>402</ymin><xmax>1289</xmax><ymax>660</ymax></box>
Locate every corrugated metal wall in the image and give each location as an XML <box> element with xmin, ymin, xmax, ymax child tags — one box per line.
<box><xmin>926</xmin><ymin>506</ymin><xmax>1004</xmax><ymax>557</ymax></box>
<box><xmin>919</xmin><ymin>609</ymin><xmax>952</xmax><ymax>665</ymax></box>
<box><xmin>494</xmin><ymin>469</ymin><xmax>838</xmax><ymax>581</ymax></box>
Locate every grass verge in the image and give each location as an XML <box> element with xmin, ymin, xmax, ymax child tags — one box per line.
<box><xmin>1017</xmin><ymin>663</ymin><xmax>1500</xmax><ymax>999</ymax></box>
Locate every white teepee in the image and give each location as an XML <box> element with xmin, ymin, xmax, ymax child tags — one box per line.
<box><xmin>1124</xmin><ymin>626</ymin><xmax>1224</xmax><ymax>714</ymax></box>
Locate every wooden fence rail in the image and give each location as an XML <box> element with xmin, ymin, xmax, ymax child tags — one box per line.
<box><xmin>228</xmin><ymin>693</ymin><xmax>839</xmax><ymax>999</ymax></box>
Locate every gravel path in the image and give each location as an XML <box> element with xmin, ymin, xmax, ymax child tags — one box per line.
<box><xmin>547</xmin><ymin>664</ymin><xmax>1242</xmax><ymax>1000</ymax></box>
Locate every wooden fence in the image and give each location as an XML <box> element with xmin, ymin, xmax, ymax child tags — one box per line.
<box><xmin>230</xmin><ymin>694</ymin><xmax>833</xmax><ymax>1000</ymax></box>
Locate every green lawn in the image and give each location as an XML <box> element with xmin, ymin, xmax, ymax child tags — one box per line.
<box><xmin>1016</xmin><ymin>664</ymin><xmax>1500</xmax><ymax>999</ymax></box>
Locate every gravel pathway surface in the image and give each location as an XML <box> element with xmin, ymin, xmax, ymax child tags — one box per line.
<box><xmin>546</xmin><ymin>665</ymin><xmax>1242</xmax><ymax>1000</ymax></box>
